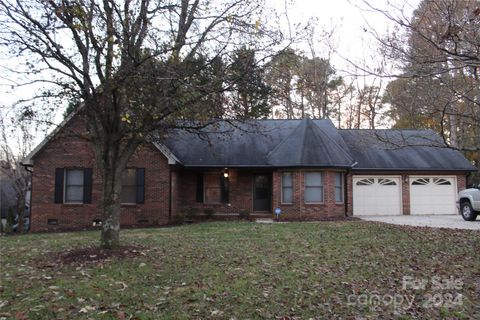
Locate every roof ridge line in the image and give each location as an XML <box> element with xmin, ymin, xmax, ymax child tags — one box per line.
<box><xmin>265</xmin><ymin>118</ymin><xmax>307</xmax><ymax>164</ymax></box>
<box><xmin>300</xmin><ymin>118</ymin><xmax>310</xmax><ymax>163</ymax></box>
<box><xmin>311</xmin><ymin>121</ymin><xmax>355</xmax><ymax>163</ymax></box>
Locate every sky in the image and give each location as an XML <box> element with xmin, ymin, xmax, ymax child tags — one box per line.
<box><xmin>0</xmin><ymin>0</ymin><xmax>421</xmax><ymax>151</ymax></box>
<box><xmin>271</xmin><ymin>0</ymin><xmax>420</xmax><ymax>73</ymax></box>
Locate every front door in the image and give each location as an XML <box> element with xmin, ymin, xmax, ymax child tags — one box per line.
<box><xmin>253</xmin><ymin>174</ymin><xmax>271</xmax><ymax>212</ymax></box>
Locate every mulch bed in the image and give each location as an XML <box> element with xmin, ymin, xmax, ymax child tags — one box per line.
<box><xmin>38</xmin><ymin>245</ymin><xmax>145</xmax><ymax>268</ymax></box>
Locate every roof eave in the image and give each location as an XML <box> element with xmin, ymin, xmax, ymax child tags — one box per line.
<box><xmin>181</xmin><ymin>164</ymin><xmax>355</xmax><ymax>169</ymax></box>
<box><xmin>351</xmin><ymin>167</ymin><xmax>478</xmax><ymax>172</ymax></box>
<box><xmin>152</xmin><ymin>142</ymin><xmax>182</xmax><ymax>165</ymax></box>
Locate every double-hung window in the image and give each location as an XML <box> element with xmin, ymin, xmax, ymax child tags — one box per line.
<box><xmin>281</xmin><ymin>172</ymin><xmax>293</xmax><ymax>203</ymax></box>
<box><xmin>121</xmin><ymin>169</ymin><xmax>137</xmax><ymax>204</ymax></box>
<box><xmin>304</xmin><ymin>172</ymin><xmax>323</xmax><ymax>203</ymax></box>
<box><xmin>335</xmin><ymin>172</ymin><xmax>344</xmax><ymax>203</ymax></box>
<box><xmin>204</xmin><ymin>172</ymin><xmax>222</xmax><ymax>204</ymax></box>
<box><xmin>65</xmin><ymin>169</ymin><xmax>84</xmax><ymax>203</ymax></box>
<box><xmin>55</xmin><ymin>168</ymin><xmax>92</xmax><ymax>204</ymax></box>
<box><xmin>121</xmin><ymin>168</ymin><xmax>145</xmax><ymax>204</ymax></box>
<box><xmin>200</xmin><ymin>172</ymin><xmax>229</xmax><ymax>204</ymax></box>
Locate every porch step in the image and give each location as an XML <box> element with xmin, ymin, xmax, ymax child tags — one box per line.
<box><xmin>255</xmin><ymin>218</ymin><xmax>274</xmax><ymax>224</ymax></box>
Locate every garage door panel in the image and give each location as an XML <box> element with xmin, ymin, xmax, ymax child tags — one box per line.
<box><xmin>353</xmin><ymin>176</ymin><xmax>401</xmax><ymax>216</ymax></box>
<box><xmin>410</xmin><ymin>176</ymin><xmax>456</xmax><ymax>215</ymax></box>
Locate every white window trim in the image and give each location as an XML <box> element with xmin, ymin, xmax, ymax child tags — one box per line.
<box><xmin>281</xmin><ymin>172</ymin><xmax>293</xmax><ymax>204</ymax></box>
<box><xmin>304</xmin><ymin>172</ymin><xmax>324</xmax><ymax>204</ymax></box>
<box><xmin>335</xmin><ymin>172</ymin><xmax>344</xmax><ymax>204</ymax></box>
<box><xmin>63</xmin><ymin>168</ymin><xmax>84</xmax><ymax>204</ymax></box>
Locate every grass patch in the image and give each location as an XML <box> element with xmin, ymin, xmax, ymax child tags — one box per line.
<box><xmin>1</xmin><ymin>221</ymin><xmax>479</xmax><ymax>319</ymax></box>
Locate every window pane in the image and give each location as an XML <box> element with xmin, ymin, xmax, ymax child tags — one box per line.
<box><xmin>282</xmin><ymin>172</ymin><xmax>292</xmax><ymax>187</ymax></box>
<box><xmin>121</xmin><ymin>186</ymin><xmax>137</xmax><ymax>203</ymax></box>
<box><xmin>65</xmin><ymin>169</ymin><xmax>84</xmax><ymax>202</ymax></box>
<box><xmin>66</xmin><ymin>169</ymin><xmax>84</xmax><ymax>186</ymax></box>
<box><xmin>205</xmin><ymin>187</ymin><xmax>221</xmax><ymax>203</ymax></box>
<box><xmin>305</xmin><ymin>186</ymin><xmax>323</xmax><ymax>202</ymax></box>
<box><xmin>305</xmin><ymin>172</ymin><xmax>322</xmax><ymax>187</ymax></box>
<box><xmin>122</xmin><ymin>169</ymin><xmax>136</xmax><ymax>186</ymax></box>
<box><xmin>65</xmin><ymin>186</ymin><xmax>83</xmax><ymax>202</ymax></box>
<box><xmin>282</xmin><ymin>187</ymin><xmax>293</xmax><ymax>203</ymax></box>
<box><xmin>335</xmin><ymin>173</ymin><xmax>343</xmax><ymax>203</ymax></box>
<box><xmin>121</xmin><ymin>169</ymin><xmax>137</xmax><ymax>203</ymax></box>
<box><xmin>335</xmin><ymin>172</ymin><xmax>342</xmax><ymax>187</ymax></box>
<box><xmin>204</xmin><ymin>173</ymin><xmax>221</xmax><ymax>203</ymax></box>
<box><xmin>335</xmin><ymin>186</ymin><xmax>343</xmax><ymax>203</ymax></box>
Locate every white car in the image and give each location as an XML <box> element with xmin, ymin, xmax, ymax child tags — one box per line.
<box><xmin>457</xmin><ymin>184</ymin><xmax>480</xmax><ymax>221</ymax></box>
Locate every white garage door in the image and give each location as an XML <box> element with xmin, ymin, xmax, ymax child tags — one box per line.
<box><xmin>353</xmin><ymin>176</ymin><xmax>402</xmax><ymax>215</ymax></box>
<box><xmin>409</xmin><ymin>176</ymin><xmax>457</xmax><ymax>215</ymax></box>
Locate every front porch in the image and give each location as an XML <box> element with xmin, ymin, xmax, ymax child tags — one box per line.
<box><xmin>173</xmin><ymin>169</ymin><xmax>274</xmax><ymax>217</ymax></box>
<box><xmin>171</xmin><ymin>168</ymin><xmax>347</xmax><ymax>220</ymax></box>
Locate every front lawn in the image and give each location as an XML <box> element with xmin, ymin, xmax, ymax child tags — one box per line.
<box><xmin>1</xmin><ymin>221</ymin><xmax>479</xmax><ymax>319</ymax></box>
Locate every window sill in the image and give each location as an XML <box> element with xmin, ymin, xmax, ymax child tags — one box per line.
<box><xmin>62</xmin><ymin>203</ymin><xmax>84</xmax><ymax>206</ymax></box>
<box><xmin>304</xmin><ymin>202</ymin><xmax>325</xmax><ymax>205</ymax></box>
<box><xmin>121</xmin><ymin>203</ymin><xmax>138</xmax><ymax>207</ymax></box>
<box><xmin>281</xmin><ymin>203</ymin><xmax>294</xmax><ymax>205</ymax></box>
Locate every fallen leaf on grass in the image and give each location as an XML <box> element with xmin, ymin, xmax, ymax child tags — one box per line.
<box><xmin>79</xmin><ymin>306</ymin><xmax>96</xmax><ymax>313</ymax></box>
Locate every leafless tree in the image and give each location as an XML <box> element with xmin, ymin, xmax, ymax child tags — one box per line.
<box><xmin>355</xmin><ymin>0</ymin><xmax>480</xmax><ymax>173</ymax></box>
<box><xmin>0</xmin><ymin>0</ymin><xmax>288</xmax><ymax>248</ymax></box>
<box><xmin>0</xmin><ymin>113</ymin><xmax>31</xmax><ymax>232</ymax></box>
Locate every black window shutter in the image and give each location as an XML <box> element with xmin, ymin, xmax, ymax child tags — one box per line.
<box><xmin>54</xmin><ymin>168</ymin><xmax>64</xmax><ymax>203</ymax></box>
<box><xmin>221</xmin><ymin>175</ymin><xmax>229</xmax><ymax>204</ymax></box>
<box><xmin>196</xmin><ymin>173</ymin><xmax>204</xmax><ymax>203</ymax></box>
<box><xmin>83</xmin><ymin>168</ymin><xmax>93</xmax><ymax>203</ymax></box>
<box><xmin>136</xmin><ymin>168</ymin><xmax>145</xmax><ymax>204</ymax></box>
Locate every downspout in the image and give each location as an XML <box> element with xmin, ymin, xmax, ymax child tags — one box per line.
<box><xmin>345</xmin><ymin>161</ymin><xmax>358</xmax><ymax>217</ymax></box>
<box><xmin>168</xmin><ymin>168</ymin><xmax>172</xmax><ymax>223</ymax></box>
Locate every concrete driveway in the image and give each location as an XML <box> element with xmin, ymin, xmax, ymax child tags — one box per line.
<box><xmin>358</xmin><ymin>215</ymin><xmax>480</xmax><ymax>230</ymax></box>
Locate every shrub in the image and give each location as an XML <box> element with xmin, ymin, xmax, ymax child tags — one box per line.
<box><xmin>172</xmin><ymin>213</ymin><xmax>185</xmax><ymax>225</ymax></box>
<box><xmin>239</xmin><ymin>209</ymin><xmax>250</xmax><ymax>220</ymax></box>
<box><xmin>185</xmin><ymin>207</ymin><xmax>198</xmax><ymax>220</ymax></box>
<box><xmin>204</xmin><ymin>208</ymin><xmax>215</xmax><ymax>219</ymax></box>
<box><xmin>5</xmin><ymin>207</ymin><xmax>16</xmax><ymax>233</ymax></box>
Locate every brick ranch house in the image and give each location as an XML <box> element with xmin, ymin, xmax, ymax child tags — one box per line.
<box><xmin>22</xmin><ymin>113</ymin><xmax>476</xmax><ymax>232</ymax></box>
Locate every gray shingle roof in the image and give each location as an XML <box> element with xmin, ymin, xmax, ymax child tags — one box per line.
<box><xmin>163</xmin><ymin>118</ymin><xmax>354</xmax><ymax>167</ymax></box>
<box><xmin>164</xmin><ymin>119</ymin><xmax>476</xmax><ymax>171</ymax></box>
<box><xmin>339</xmin><ymin>129</ymin><xmax>476</xmax><ymax>171</ymax></box>
<box><xmin>267</xmin><ymin>119</ymin><xmax>354</xmax><ymax>166</ymax></box>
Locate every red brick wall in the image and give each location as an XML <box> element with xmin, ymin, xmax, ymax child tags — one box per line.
<box><xmin>346</xmin><ymin>172</ymin><xmax>468</xmax><ymax>216</ymax></box>
<box><xmin>175</xmin><ymin>169</ymin><xmax>253</xmax><ymax>214</ymax></box>
<box><xmin>30</xmin><ymin>115</ymin><xmax>171</xmax><ymax>232</ymax></box>
<box><xmin>175</xmin><ymin>169</ymin><xmax>347</xmax><ymax>219</ymax></box>
<box><xmin>272</xmin><ymin>170</ymin><xmax>346</xmax><ymax>219</ymax></box>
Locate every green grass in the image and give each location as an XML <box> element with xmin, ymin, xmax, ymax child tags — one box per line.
<box><xmin>1</xmin><ymin>221</ymin><xmax>479</xmax><ymax>319</ymax></box>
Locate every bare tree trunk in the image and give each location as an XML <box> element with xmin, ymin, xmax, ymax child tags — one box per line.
<box><xmin>101</xmin><ymin>165</ymin><xmax>122</xmax><ymax>248</ymax></box>
<box><xmin>356</xmin><ymin>104</ymin><xmax>361</xmax><ymax>129</ymax></box>
<box><xmin>449</xmin><ymin>113</ymin><xmax>458</xmax><ymax>148</ymax></box>
<box><xmin>300</xmin><ymin>92</ymin><xmax>305</xmax><ymax>118</ymax></box>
